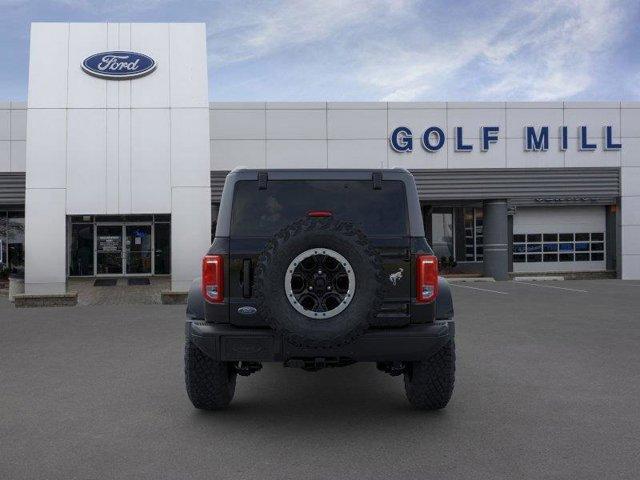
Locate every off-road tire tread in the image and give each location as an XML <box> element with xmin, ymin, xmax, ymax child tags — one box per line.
<box><xmin>184</xmin><ymin>339</ymin><xmax>237</xmax><ymax>410</ymax></box>
<box><xmin>254</xmin><ymin>216</ymin><xmax>385</xmax><ymax>348</ymax></box>
<box><xmin>404</xmin><ymin>340</ymin><xmax>456</xmax><ymax>410</ymax></box>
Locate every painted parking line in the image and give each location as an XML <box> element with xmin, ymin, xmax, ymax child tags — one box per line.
<box><xmin>513</xmin><ymin>281</ymin><xmax>588</xmax><ymax>293</ymax></box>
<box><xmin>449</xmin><ymin>283</ymin><xmax>509</xmax><ymax>295</ymax></box>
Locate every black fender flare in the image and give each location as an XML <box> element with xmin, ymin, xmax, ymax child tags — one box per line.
<box><xmin>186</xmin><ymin>277</ymin><xmax>205</xmax><ymax>320</ymax></box>
<box><xmin>435</xmin><ymin>276</ymin><xmax>454</xmax><ymax>320</ymax></box>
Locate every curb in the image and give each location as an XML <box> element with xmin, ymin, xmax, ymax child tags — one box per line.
<box><xmin>514</xmin><ymin>276</ymin><xmax>565</xmax><ymax>282</ymax></box>
<box><xmin>161</xmin><ymin>291</ymin><xmax>188</xmax><ymax>305</ymax></box>
<box><xmin>446</xmin><ymin>277</ymin><xmax>496</xmax><ymax>283</ymax></box>
<box><xmin>14</xmin><ymin>292</ymin><xmax>78</xmax><ymax>308</ymax></box>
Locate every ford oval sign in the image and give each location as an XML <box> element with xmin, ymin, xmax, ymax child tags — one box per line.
<box><xmin>82</xmin><ymin>51</ymin><xmax>156</xmax><ymax>80</ymax></box>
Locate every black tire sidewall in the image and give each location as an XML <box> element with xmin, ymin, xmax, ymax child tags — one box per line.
<box><xmin>404</xmin><ymin>340</ymin><xmax>456</xmax><ymax>410</ymax></box>
<box><xmin>184</xmin><ymin>339</ymin><xmax>237</xmax><ymax>410</ymax></box>
<box><xmin>255</xmin><ymin>218</ymin><xmax>383</xmax><ymax>348</ymax></box>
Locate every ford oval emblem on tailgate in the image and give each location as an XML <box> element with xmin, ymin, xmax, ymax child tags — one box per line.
<box><xmin>238</xmin><ymin>306</ymin><xmax>257</xmax><ymax>316</ymax></box>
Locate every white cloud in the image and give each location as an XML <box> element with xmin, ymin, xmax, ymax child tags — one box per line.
<box><xmin>208</xmin><ymin>0</ymin><xmax>413</xmax><ymax>66</ymax></box>
<box><xmin>207</xmin><ymin>0</ymin><xmax>630</xmax><ymax>101</ymax></box>
<box><xmin>360</xmin><ymin>35</ymin><xmax>488</xmax><ymax>101</ymax></box>
<box><xmin>23</xmin><ymin>0</ymin><xmax>176</xmax><ymax>11</ymax></box>
<box><xmin>479</xmin><ymin>0</ymin><xmax>625</xmax><ymax>100</ymax></box>
<box><xmin>358</xmin><ymin>0</ymin><xmax>627</xmax><ymax>101</ymax></box>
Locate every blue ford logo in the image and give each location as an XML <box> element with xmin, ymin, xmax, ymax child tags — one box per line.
<box><xmin>82</xmin><ymin>51</ymin><xmax>156</xmax><ymax>80</ymax></box>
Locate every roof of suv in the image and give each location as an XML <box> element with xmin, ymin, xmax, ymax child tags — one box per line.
<box><xmin>215</xmin><ymin>168</ymin><xmax>424</xmax><ymax>238</ymax></box>
<box><xmin>227</xmin><ymin>167</ymin><xmax>412</xmax><ymax>179</ymax></box>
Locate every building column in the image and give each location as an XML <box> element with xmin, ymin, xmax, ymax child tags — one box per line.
<box><xmin>606</xmin><ymin>204</ymin><xmax>617</xmax><ymax>273</ymax></box>
<box><xmin>24</xmin><ymin>188</ymin><xmax>67</xmax><ymax>294</ymax></box>
<box><xmin>483</xmin><ymin>200</ymin><xmax>509</xmax><ymax>280</ymax></box>
<box><xmin>171</xmin><ymin>186</ymin><xmax>211</xmax><ymax>292</ymax></box>
<box><xmin>621</xmin><ymin>166</ymin><xmax>640</xmax><ymax>279</ymax></box>
<box><xmin>507</xmin><ymin>212</ymin><xmax>514</xmax><ymax>273</ymax></box>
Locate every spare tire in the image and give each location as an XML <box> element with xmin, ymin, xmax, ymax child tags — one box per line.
<box><xmin>254</xmin><ymin>216</ymin><xmax>385</xmax><ymax>348</ymax></box>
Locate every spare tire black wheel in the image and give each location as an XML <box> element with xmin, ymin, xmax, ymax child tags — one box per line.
<box><xmin>254</xmin><ymin>216</ymin><xmax>385</xmax><ymax>348</ymax></box>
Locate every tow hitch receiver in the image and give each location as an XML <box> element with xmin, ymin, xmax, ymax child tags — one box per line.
<box><xmin>235</xmin><ymin>361</ymin><xmax>263</xmax><ymax>376</ymax></box>
<box><xmin>284</xmin><ymin>357</ymin><xmax>356</xmax><ymax>371</ymax></box>
<box><xmin>376</xmin><ymin>361</ymin><xmax>406</xmax><ymax>376</ymax></box>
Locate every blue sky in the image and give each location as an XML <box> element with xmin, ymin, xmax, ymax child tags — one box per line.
<box><xmin>1</xmin><ymin>0</ymin><xmax>639</xmax><ymax>101</ymax></box>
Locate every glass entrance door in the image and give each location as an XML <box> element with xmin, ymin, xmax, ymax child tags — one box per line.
<box><xmin>71</xmin><ymin>216</ymin><xmax>168</xmax><ymax>278</ymax></box>
<box><xmin>125</xmin><ymin>225</ymin><xmax>152</xmax><ymax>275</ymax></box>
<box><xmin>96</xmin><ymin>225</ymin><xmax>124</xmax><ymax>275</ymax></box>
<box><xmin>95</xmin><ymin>224</ymin><xmax>153</xmax><ymax>276</ymax></box>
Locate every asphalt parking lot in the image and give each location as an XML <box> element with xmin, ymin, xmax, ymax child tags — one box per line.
<box><xmin>1</xmin><ymin>279</ymin><xmax>640</xmax><ymax>480</ymax></box>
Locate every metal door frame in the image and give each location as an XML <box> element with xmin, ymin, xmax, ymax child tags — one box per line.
<box><xmin>124</xmin><ymin>223</ymin><xmax>154</xmax><ymax>276</ymax></box>
<box><xmin>94</xmin><ymin>222</ymin><xmax>154</xmax><ymax>276</ymax></box>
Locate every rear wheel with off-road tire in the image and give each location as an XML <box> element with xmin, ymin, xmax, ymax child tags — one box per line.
<box><xmin>404</xmin><ymin>340</ymin><xmax>456</xmax><ymax>410</ymax></box>
<box><xmin>184</xmin><ymin>339</ymin><xmax>237</xmax><ymax>410</ymax></box>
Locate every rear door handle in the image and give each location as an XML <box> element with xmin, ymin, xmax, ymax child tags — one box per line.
<box><xmin>242</xmin><ymin>259</ymin><xmax>252</xmax><ymax>298</ymax></box>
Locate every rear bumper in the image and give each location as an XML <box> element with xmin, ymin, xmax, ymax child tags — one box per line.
<box><xmin>186</xmin><ymin>321</ymin><xmax>454</xmax><ymax>363</ymax></box>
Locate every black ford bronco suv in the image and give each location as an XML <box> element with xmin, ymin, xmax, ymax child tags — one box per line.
<box><xmin>185</xmin><ymin>168</ymin><xmax>455</xmax><ymax>410</ymax></box>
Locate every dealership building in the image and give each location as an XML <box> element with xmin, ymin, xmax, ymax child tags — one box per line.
<box><xmin>1</xmin><ymin>22</ymin><xmax>640</xmax><ymax>296</ymax></box>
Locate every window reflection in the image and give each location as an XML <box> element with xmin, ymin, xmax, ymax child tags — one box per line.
<box><xmin>431</xmin><ymin>211</ymin><xmax>454</xmax><ymax>259</ymax></box>
<box><xmin>513</xmin><ymin>232</ymin><xmax>605</xmax><ymax>263</ymax></box>
<box><xmin>0</xmin><ymin>211</ymin><xmax>25</xmax><ymax>275</ymax></box>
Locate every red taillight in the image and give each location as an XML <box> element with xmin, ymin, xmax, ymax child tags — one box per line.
<box><xmin>416</xmin><ymin>255</ymin><xmax>439</xmax><ymax>303</ymax></box>
<box><xmin>202</xmin><ymin>255</ymin><xmax>224</xmax><ymax>303</ymax></box>
<box><xmin>307</xmin><ymin>210</ymin><xmax>332</xmax><ymax>217</ymax></box>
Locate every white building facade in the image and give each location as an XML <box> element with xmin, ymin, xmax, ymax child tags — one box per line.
<box><xmin>23</xmin><ymin>22</ymin><xmax>211</xmax><ymax>294</ymax></box>
<box><xmin>1</xmin><ymin>22</ymin><xmax>639</xmax><ymax>294</ymax></box>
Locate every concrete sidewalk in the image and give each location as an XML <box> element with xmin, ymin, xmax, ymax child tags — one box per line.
<box><xmin>68</xmin><ymin>277</ymin><xmax>170</xmax><ymax>306</ymax></box>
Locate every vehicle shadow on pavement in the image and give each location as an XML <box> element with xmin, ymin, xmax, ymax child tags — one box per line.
<box><xmin>186</xmin><ymin>363</ymin><xmax>454</xmax><ymax>424</ymax></box>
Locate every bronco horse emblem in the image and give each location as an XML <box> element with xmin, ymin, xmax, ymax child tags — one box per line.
<box><xmin>389</xmin><ymin>268</ymin><xmax>404</xmax><ymax>286</ymax></box>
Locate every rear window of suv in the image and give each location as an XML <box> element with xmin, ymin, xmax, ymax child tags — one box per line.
<box><xmin>230</xmin><ymin>180</ymin><xmax>408</xmax><ymax>237</ymax></box>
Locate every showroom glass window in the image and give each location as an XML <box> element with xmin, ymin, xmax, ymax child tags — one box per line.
<box><xmin>463</xmin><ymin>208</ymin><xmax>484</xmax><ymax>262</ymax></box>
<box><xmin>431</xmin><ymin>208</ymin><xmax>454</xmax><ymax>259</ymax></box>
<box><xmin>154</xmin><ymin>216</ymin><xmax>171</xmax><ymax>275</ymax></box>
<box><xmin>513</xmin><ymin>232</ymin><xmax>605</xmax><ymax>263</ymax></box>
<box><xmin>0</xmin><ymin>211</ymin><xmax>6</xmax><ymax>273</ymax></box>
<box><xmin>69</xmin><ymin>217</ymin><xmax>94</xmax><ymax>276</ymax></box>
<box><xmin>424</xmin><ymin>207</ymin><xmax>483</xmax><ymax>264</ymax></box>
<box><xmin>0</xmin><ymin>211</ymin><xmax>25</xmax><ymax>274</ymax></box>
<box><xmin>68</xmin><ymin>214</ymin><xmax>171</xmax><ymax>276</ymax></box>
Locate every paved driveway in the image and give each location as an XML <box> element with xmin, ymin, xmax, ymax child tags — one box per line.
<box><xmin>1</xmin><ymin>280</ymin><xmax>639</xmax><ymax>479</ymax></box>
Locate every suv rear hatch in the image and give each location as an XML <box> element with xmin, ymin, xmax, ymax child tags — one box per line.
<box><xmin>226</xmin><ymin>175</ymin><xmax>412</xmax><ymax>328</ymax></box>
